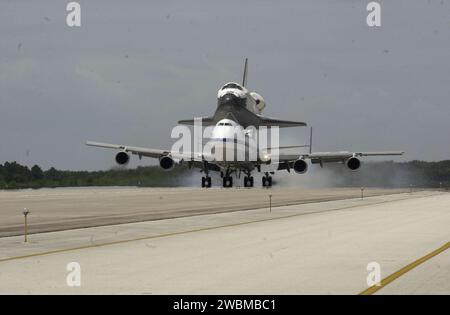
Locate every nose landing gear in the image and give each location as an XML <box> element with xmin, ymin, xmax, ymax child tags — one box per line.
<box><xmin>201</xmin><ymin>176</ymin><xmax>212</xmax><ymax>188</ymax></box>
<box><xmin>223</xmin><ymin>176</ymin><xmax>233</xmax><ymax>188</ymax></box>
<box><xmin>244</xmin><ymin>176</ymin><xmax>254</xmax><ymax>188</ymax></box>
<box><xmin>262</xmin><ymin>173</ymin><xmax>272</xmax><ymax>188</ymax></box>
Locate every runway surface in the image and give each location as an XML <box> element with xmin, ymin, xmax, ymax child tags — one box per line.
<box><xmin>0</xmin><ymin>188</ymin><xmax>448</xmax><ymax>294</ymax></box>
<box><xmin>0</xmin><ymin>187</ymin><xmax>407</xmax><ymax>237</ymax></box>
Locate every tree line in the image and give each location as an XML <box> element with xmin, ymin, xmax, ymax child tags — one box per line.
<box><xmin>0</xmin><ymin>160</ymin><xmax>449</xmax><ymax>189</ymax></box>
<box><xmin>0</xmin><ymin>162</ymin><xmax>191</xmax><ymax>189</ymax></box>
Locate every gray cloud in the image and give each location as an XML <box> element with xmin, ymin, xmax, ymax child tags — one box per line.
<box><xmin>1</xmin><ymin>0</ymin><xmax>449</xmax><ymax>170</ymax></box>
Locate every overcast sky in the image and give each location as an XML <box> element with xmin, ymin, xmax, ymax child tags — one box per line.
<box><xmin>1</xmin><ymin>0</ymin><xmax>449</xmax><ymax>170</ymax></box>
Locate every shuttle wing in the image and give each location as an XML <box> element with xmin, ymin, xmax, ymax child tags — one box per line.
<box><xmin>178</xmin><ymin>116</ymin><xmax>215</xmax><ymax>126</ymax></box>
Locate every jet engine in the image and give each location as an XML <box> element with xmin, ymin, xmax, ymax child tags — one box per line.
<box><xmin>250</xmin><ymin>92</ymin><xmax>266</xmax><ymax>113</ymax></box>
<box><xmin>346</xmin><ymin>157</ymin><xmax>361</xmax><ymax>170</ymax></box>
<box><xmin>115</xmin><ymin>151</ymin><xmax>130</xmax><ymax>165</ymax></box>
<box><xmin>159</xmin><ymin>155</ymin><xmax>175</xmax><ymax>171</ymax></box>
<box><xmin>293</xmin><ymin>159</ymin><xmax>308</xmax><ymax>174</ymax></box>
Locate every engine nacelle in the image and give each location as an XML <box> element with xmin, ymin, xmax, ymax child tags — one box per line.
<box><xmin>293</xmin><ymin>159</ymin><xmax>308</xmax><ymax>174</ymax></box>
<box><xmin>115</xmin><ymin>151</ymin><xmax>130</xmax><ymax>165</ymax></box>
<box><xmin>159</xmin><ymin>155</ymin><xmax>175</xmax><ymax>171</ymax></box>
<box><xmin>250</xmin><ymin>92</ymin><xmax>266</xmax><ymax>113</ymax></box>
<box><xmin>346</xmin><ymin>157</ymin><xmax>361</xmax><ymax>170</ymax></box>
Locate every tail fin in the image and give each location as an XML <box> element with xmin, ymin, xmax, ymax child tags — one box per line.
<box><xmin>309</xmin><ymin>126</ymin><xmax>313</xmax><ymax>154</ymax></box>
<box><xmin>242</xmin><ymin>58</ymin><xmax>248</xmax><ymax>87</ymax></box>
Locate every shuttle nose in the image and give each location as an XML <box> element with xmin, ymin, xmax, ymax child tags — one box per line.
<box><xmin>218</xmin><ymin>93</ymin><xmax>247</xmax><ymax>108</ymax></box>
<box><xmin>218</xmin><ymin>93</ymin><xmax>239</xmax><ymax>106</ymax></box>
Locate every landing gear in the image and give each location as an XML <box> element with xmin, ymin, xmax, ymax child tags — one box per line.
<box><xmin>262</xmin><ymin>174</ymin><xmax>272</xmax><ymax>188</ymax></box>
<box><xmin>244</xmin><ymin>176</ymin><xmax>254</xmax><ymax>188</ymax></box>
<box><xmin>201</xmin><ymin>176</ymin><xmax>212</xmax><ymax>188</ymax></box>
<box><xmin>223</xmin><ymin>176</ymin><xmax>233</xmax><ymax>188</ymax></box>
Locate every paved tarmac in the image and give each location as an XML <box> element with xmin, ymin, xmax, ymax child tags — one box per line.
<box><xmin>0</xmin><ymin>189</ymin><xmax>448</xmax><ymax>294</ymax></box>
<box><xmin>0</xmin><ymin>187</ymin><xmax>406</xmax><ymax>237</ymax></box>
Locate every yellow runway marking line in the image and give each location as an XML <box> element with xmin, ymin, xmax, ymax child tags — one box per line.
<box><xmin>0</xmin><ymin>192</ymin><xmax>438</xmax><ymax>263</ymax></box>
<box><xmin>360</xmin><ymin>241</ymin><xmax>450</xmax><ymax>295</ymax></box>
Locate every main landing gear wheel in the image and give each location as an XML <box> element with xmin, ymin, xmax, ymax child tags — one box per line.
<box><xmin>223</xmin><ymin>176</ymin><xmax>233</xmax><ymax>188</ymax></box>
<box><xmin>244</xmin><ymin>176</ymin><xmax>254</xmax><ymax>188</ymax></box>
<box><xmin>201</xmin><ymin>176</ymin><xmax>212</xmax><ymax>188</ymax></box>
<box><xmin>262</xmin><ymin>176</ymin><xmax>272</xmax><ymax>187</ymax></box>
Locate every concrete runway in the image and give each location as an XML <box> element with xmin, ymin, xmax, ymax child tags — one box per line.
<box><xmin>0</xmin><ymin>187</ymin><xmax>407</xmax><ymax>237</ymax></box>
<box><xmin>0</xmin><ymin>188</ymin><xmax>448</xmax><ymax>294</ymax></box>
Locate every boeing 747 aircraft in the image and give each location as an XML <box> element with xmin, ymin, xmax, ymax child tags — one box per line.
<box><xmin>87</xmin><ymin>59</ymin><xmax>403</xmax><ymax>188</ymax></box>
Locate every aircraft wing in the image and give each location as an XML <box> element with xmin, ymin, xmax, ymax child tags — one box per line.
<box><xmin>86</xmin><ymin>141</ymin><xmax>170</xmax><ymax>159</ymax></box>
<box><xmin>275</xmin><ymin>150</ymin><xmax>404</xmax><ymax>169</ymax></box>
<box><xmin>257</xmin><ymin>116</ymin><xmax>307</xmax><ymax>128</ymax></box>
<box><xmin>273</xmin><ymin>126</ymin><xmax>403</xmax><ymax>164</ymax></box>
<box><xmin>302</xmin><ymin>151</ymin><xmax>404</xmax><ymax>162</ymax></box>
<box><xmin>85</xmin><ymin>141</ymin><xmax>206</xmax><ymax>161</ymax></box>
<box><xmin>277</xmin><ymin>150</ymin><xmax>405</xmax><ymax>161</ymax></box>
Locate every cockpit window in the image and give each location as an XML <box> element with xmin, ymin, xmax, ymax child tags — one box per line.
<box><xmin>222</xmin><ymin>83</ymin><xmax>242</xmax><ymax>91</ymax></box>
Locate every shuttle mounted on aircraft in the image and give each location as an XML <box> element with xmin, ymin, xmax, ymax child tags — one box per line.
<box><xmin>87</xmin><ymin>59</ymin><xmax>403</xmax><ymax>188</ymax></box>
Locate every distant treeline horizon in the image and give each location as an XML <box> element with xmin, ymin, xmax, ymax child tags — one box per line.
<box><xmin>0</xmin><ymin>160</ymin><xmax>449</xmax><ymax>190</ymax></box>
